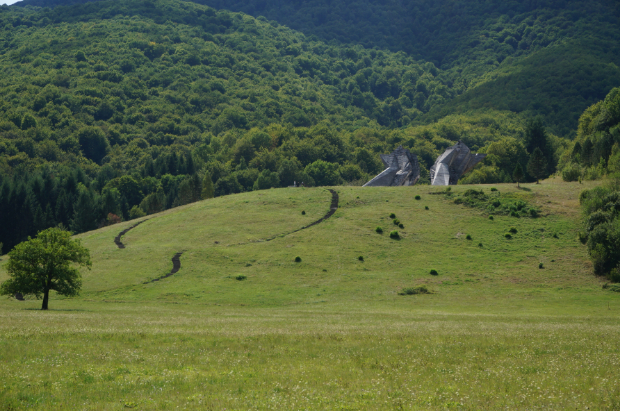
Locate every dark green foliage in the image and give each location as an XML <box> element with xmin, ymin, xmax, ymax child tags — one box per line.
<box><xmin>398</xmin><ymin>223</ymin><xmax>404</xmax><ymax>229</ymax></box>
<box><xmin>490</xmin><ymin>188</ymin><xmax>498</xmax><ymax>192</ymax></box>
<box><xmin>505</xmin><ymin>233</ymin><xmax>512</xmax><ymax>239</ymax></box>
<box><xmin>398</xmin><ymin>286</ymin><xmax>430</xmax><ymax>295</ymax></box>
<box><xmin>425</xmin><ymin>206</ymin><xmax>429</xmax><ymax>210</ymax></box>
<box><xmin>393</xmin><ymin>219</ymin><xmax>400</xmax><ymax>226</ymax></box>
<box><xmin>235</xmin><ymin>275</ymin><xmax>247</xmax><ymax>281</ymax></box>
<box><xmin>509</xmin><ymin>227</ymin><xmax>518</xmax><ymax>234</ymax></box>
<box><xmin>375</xmin><ymin>226</ymin><xmax>383</xmax><ymax>234</ymax></box>
<box><xmin>77</xmin><ymin>127</ymin><xmax>109</xmax><ymax>165</ymax></box>
<box><xmin>539</xmin><ymin>262</ymin><xmax>544</xmax><ymax>269</ymax></box>
<box><xmin>429</xmin><ymin>269</ymin><xmax>438</xmax><ymax>276</ymax></box>
<box><xmin>512</xmin><ymin>163</ymin><xmax>525</xmax><ymax>187</ymax></box>
<box><xmin>294</xmin><ymin>256</ymin><xmax>302</xmax><ymax>263</ymax></box>
<box><xmin>389</xmin><ymin>213</ymin><xmax>396</xmax><ymax>219</ymax></box>
<box><xmin>389</xmin><ymin>230</ymin><xmax>399</xmax><ymax>239</ymax></box>
<box><xmin>478</xmin><ymin>243</ymin><xmax>483</xmax><ymax>247</ymax></box>
<box><xmin>527</xmin><ymin>147</ymin><xmax>549</xmax><ymax>183</ymax></box>
<box><xmin>415</xmin><ymin>195</ymin><xmax>421</xmax><ymax>200</ymax></box>
<box><xmin>358</xmin><ymin>256</ymin><xmax>364</xmax><ymax>262</ymax></box>
<box><xmin>451</xmin><ymin>190</ymin><xmax>538</xmax><ymax>218</ymax></box>
<box><xmin>466</xmin><ymin>234</ymin><xmax>472</xmax><ymax>240</ymax></box>
<box><xmin>564</xmin><ymin>87</ymin><xmax>620</xmax><ymax>178</ymax></box>
<box><xmin>603</xmin><ymin>283</ymin><xmax>620</xmax><ymax>292</ymax></box>
<box><xmin>301</xmin><ymin>210</ymin><xmax>306</xmax><ymax>215</ymax></box>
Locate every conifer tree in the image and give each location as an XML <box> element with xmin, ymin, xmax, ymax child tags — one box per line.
<box><xmin>512</xmin><ymin>163</ymin><xmax>524</xmax><ymax>187</ymax></box>
<box><xmin>201</xmin><ymin>172</ymin><xmax>215</xmax><ymax>199</ymax></box>
<box><xmin>527</xmin><ymin>147</ymin><xmax>548</xmax><ymax>184</ymax></box>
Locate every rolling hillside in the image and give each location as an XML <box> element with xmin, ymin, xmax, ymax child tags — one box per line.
<box><xmin>2</xmin><ymin>181</ymin><xmax>620</xmax><ymax>410</ymax></box>
<box><xmin>0</xmin><ymin>181</ymin><xmax>603</xmax><ymax>308</ymax></box>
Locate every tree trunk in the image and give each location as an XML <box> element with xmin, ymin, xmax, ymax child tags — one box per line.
<box><xmin>42</xmin><ymin>287</ymin><xmax>50</xmax><ymax>310</ymax></box>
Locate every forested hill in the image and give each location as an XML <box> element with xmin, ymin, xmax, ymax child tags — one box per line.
<box><xmin>0</xmin><ymin>0</ymin><xmax>617</xmax><ymax>252</ymax></box>
<box><xmin>12</xmin><ymin>0</ymin><xmax>620</xmax><ymax>137</ymax></box>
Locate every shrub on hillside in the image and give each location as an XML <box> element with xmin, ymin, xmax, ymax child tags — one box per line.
<box><xmin>389</xmin><ymin>213</ymin><xmax>396</xmax><ymax>219</ymax></box>
<box><xmin>235</xmin><ymin>275</ymin><xmax>247</xmax><ymax>281</ymax></box>
<box><xmin>430</xmin><ymin>269</ymin><xmax>438</xmax><ymax>276</ymax></box>
<box><xmin>398</xmin><ymin>286</ymin><xmax>430</xmax><ymax>295</ymax></box>
<box><xmin>376</xmin><ymin>226</ymin><xmax>383</xmax><ymax>234</ymax></box>
<box><xmin>390</xmin><ymin>231</ymin><xmax>400</xmax><ymax>239</ymax></box>
<box><xmin>294</xmin><ymin>256</ymin><xmax>302</xmax><ymax>262</ymax></box>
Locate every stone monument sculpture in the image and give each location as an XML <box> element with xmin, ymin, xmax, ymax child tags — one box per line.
<box><xmin>430</xmin><ymin>140</ymin><xmax>486</xmax><ymax>185</ymax></box>
<box><xmin>363</xmin><ymin>146</ymin><xmax>420</xmax><ymax>187</ymax></box>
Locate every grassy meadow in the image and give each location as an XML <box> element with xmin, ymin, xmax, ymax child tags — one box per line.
<box><xmin>1</xmin><ymin>180</ymin><xmax>620</xmax><ymax>410</ymax></box>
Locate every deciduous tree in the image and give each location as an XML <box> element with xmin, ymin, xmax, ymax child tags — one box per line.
<box><xmin>0</xmin><ymin>228</ymin><xmax>91</xmax><ymax>310</ymax></box>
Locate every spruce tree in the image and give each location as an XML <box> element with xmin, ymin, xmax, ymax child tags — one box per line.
<box><xmin>512</xmin><ymin>163</ymin><xmax>524</xmax><ymax>188</ymax></box>
<box><xmin>527</xmin><ymin>147</ymin><xmax>548</xmax><ymax>184</ymax></box>
<box><xmin>201</xmin><ymin>172</ymin><xmax>215</xmax><ymax>199</ymax></box>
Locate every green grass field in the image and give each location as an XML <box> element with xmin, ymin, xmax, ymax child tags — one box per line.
<box><xmin>1</xmin><ymin>180</ymin><xmax>619</xmax><ymax>410</ymax></box>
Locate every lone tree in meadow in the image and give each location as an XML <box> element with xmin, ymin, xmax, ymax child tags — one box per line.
<box><xmin>512</xmin><ymin>163</ymin><xmax>525</xmax><ymax>188</ymax></box>
<box><xmin>0</xmin><ymin>228</ymin><xmax>91</xmax><ymax>310</ymax></box>
<box><xmin>527</xmin><ymin>147</ymin><xmax>548</xmax><ymax>184</ymax></box>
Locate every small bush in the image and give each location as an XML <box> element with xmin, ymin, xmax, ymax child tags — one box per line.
<box><xmin>430</xmin><ymin>269</ymin><xmax>438</xmax><ymax>276</ymax></box>
<box><xmin>529</xmin><ymin>208</ymin><xmax>538</xmax><ymax>217</ymax></box>
<box><xmin>398</xmin><ymin>286</ymin><xmax>430</xmax><ymax>295</ymax></box>
<box><xmin>294</xmin><ymin>256</ymin><xmax>302</xmax><ymax>262</ymax></box>
<box><xmin>492</xmin><ymin>200</ymin><xmax>501</xmax><ymax>207</ymax></box>
<box><xmin>302</xmin><ymin>210</ymin><xmax>306</xmax><ymax>215</ymax></box>
<box><xmin>603</xmin><ymin>283</ymin><xmax>620</xmax><ymax>292</ymax></box>
<box><xmin>393</xmin><ymin>218</ymin><xmax>400</xmax><ymax>225</ymax></box>
<box><xmin>478</xmin><ymin>243</ymin><xmax>483</xmax><ymax>247</ymax></box>
<box><xmin>235</xmin><ymin>275</ymin><xmax>247</xmax><ymax>281</ymax></box>
<box><xmin>358</xmin><ymin>256</ymin><xmax>364</xmax><ymax>261</ymax></box>
<box><xmin>538</xmin><ymin>262</ymin><xmax>544</xmax><ymax>269</ymax></box>
<box><xmin>466</xmin><ymin>234</ymin><xmax>472</xmax><ymax>240</ymax></box>
<box><xmin>415</xmin><ymin>195</ymin><xmax>421</xmax><ymax>200</ymax></box>
<box><xmin>389</xmin><ymin>213</ymin><xmax>396</xmax><ymax>219</ymax></box>
<box><xmin>509</xmin><ymin>227</ymin><xmax>518</xmax><ymax>234</ymax></box>
<box><xmin>425</xmin><ymin>206</ymin><xmax>429</xmax><ymax>210</ymax></box>
<box><xmin>376</xmin><ymin>226</ymin><xmax>383</xmax><ymax>234</ymax></box>
<box><xmin>562</xmin><ymin>163</ymin><xmax>582</xmax><ymax>182</ymax></box>
<box><xmin>504</xmin><ymin>233</ymin><xmax>512</xmax><ymax>239</ymax></box>
<box><xmin>489</xmin><ymin>215</ymin><xmax>494</xmax><ymax>220</ymax></box>
<box><xmin>490</xmin><ymin>187</ymin><xmax>498</xmax><ymax>192</ymax></box>
<box><xmin>510</xmin><ymin>210</ymin><xmax>520</xmax><ymax>218</ymax></box>
<box><xmin>454</xmin><ymin>198</ymin><xmax>463</xmax><ymax>205</ymax></box>
<box><xmin>398</xmin><ymin>223</ymin><xmax>404</xmax><ymax>229</ymax></box>
<box><xmin>390</xmin><ymin>230</ymin><xmax>400</xmax><ymax>239</ymax></box>
<box><xmin>553</xmin><ymin>233</ymin><xmax>559</xmax><ymax>238</ymax></box>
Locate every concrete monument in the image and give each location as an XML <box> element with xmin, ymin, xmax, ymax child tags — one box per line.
<box><xmin>363</xmin><ymin>146</ymin><xmax>420</xmax><ymax>187</ymax></box>
<box><xmin>430</xmin><ymin>140</ymin><xmax>486</xmax><ymax>185</ymax></box>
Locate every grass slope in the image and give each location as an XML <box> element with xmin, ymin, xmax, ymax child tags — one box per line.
<box><xmin>1</xmin><ymin>181</ymin><xmax>620</xmax><ymax>410</ymax></box>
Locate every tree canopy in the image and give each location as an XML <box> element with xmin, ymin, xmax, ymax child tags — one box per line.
<box><xmin>0</xmin><ymin>227</ymin><xmax>91</xmax><ymax>310</ymax></box>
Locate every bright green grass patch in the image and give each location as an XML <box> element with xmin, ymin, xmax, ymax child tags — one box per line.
<box><xmin>0</xmin><ymin>180</ymin><xmax>618</xmax><ymax>409</ymax></box>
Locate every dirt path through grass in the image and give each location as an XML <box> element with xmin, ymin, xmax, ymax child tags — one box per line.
<box><xmin>113</xmin><ymin>220</ymin><xmax>148</xmax><ymax>249</ymax></box>
<box><xmin>149</xmin><ymin>252</ymin><xmax>183</xmax><ymax>283</ymax></box>
<box><xmin>264</xmin><ymin>188</ymin><xmax>339</xmax><ymax>241</ymax></box>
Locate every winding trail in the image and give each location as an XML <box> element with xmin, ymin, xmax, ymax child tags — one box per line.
<box><xmin>114</xmin><ymin>220</ymin><xmax>148</xmax><ymax>249</ymax></box>
<box><xmin>149</xmin><ymin>252</ymin><xmax>183</xmax><ymax>283</ymax></box>
<box><xmin>112</xmin><ymin>189</ymin><xmax>338</xmax><ymax>286</ymax></box>
<box><xmin>264</xmin><ymin>189</ymin><xmax>339</xmax><ymax>241</ymax></box>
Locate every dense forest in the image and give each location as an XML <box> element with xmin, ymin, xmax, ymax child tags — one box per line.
<box><xmin>0</xmin><ymin>0</ymin><xmax>618</xmax><ymax>254</ymax></box>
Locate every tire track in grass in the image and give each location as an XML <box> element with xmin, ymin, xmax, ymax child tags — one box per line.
<box><xmin>114</xmin><ymin>220</ymin><xmax>148</xmax><ymax>249</ymax></box>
